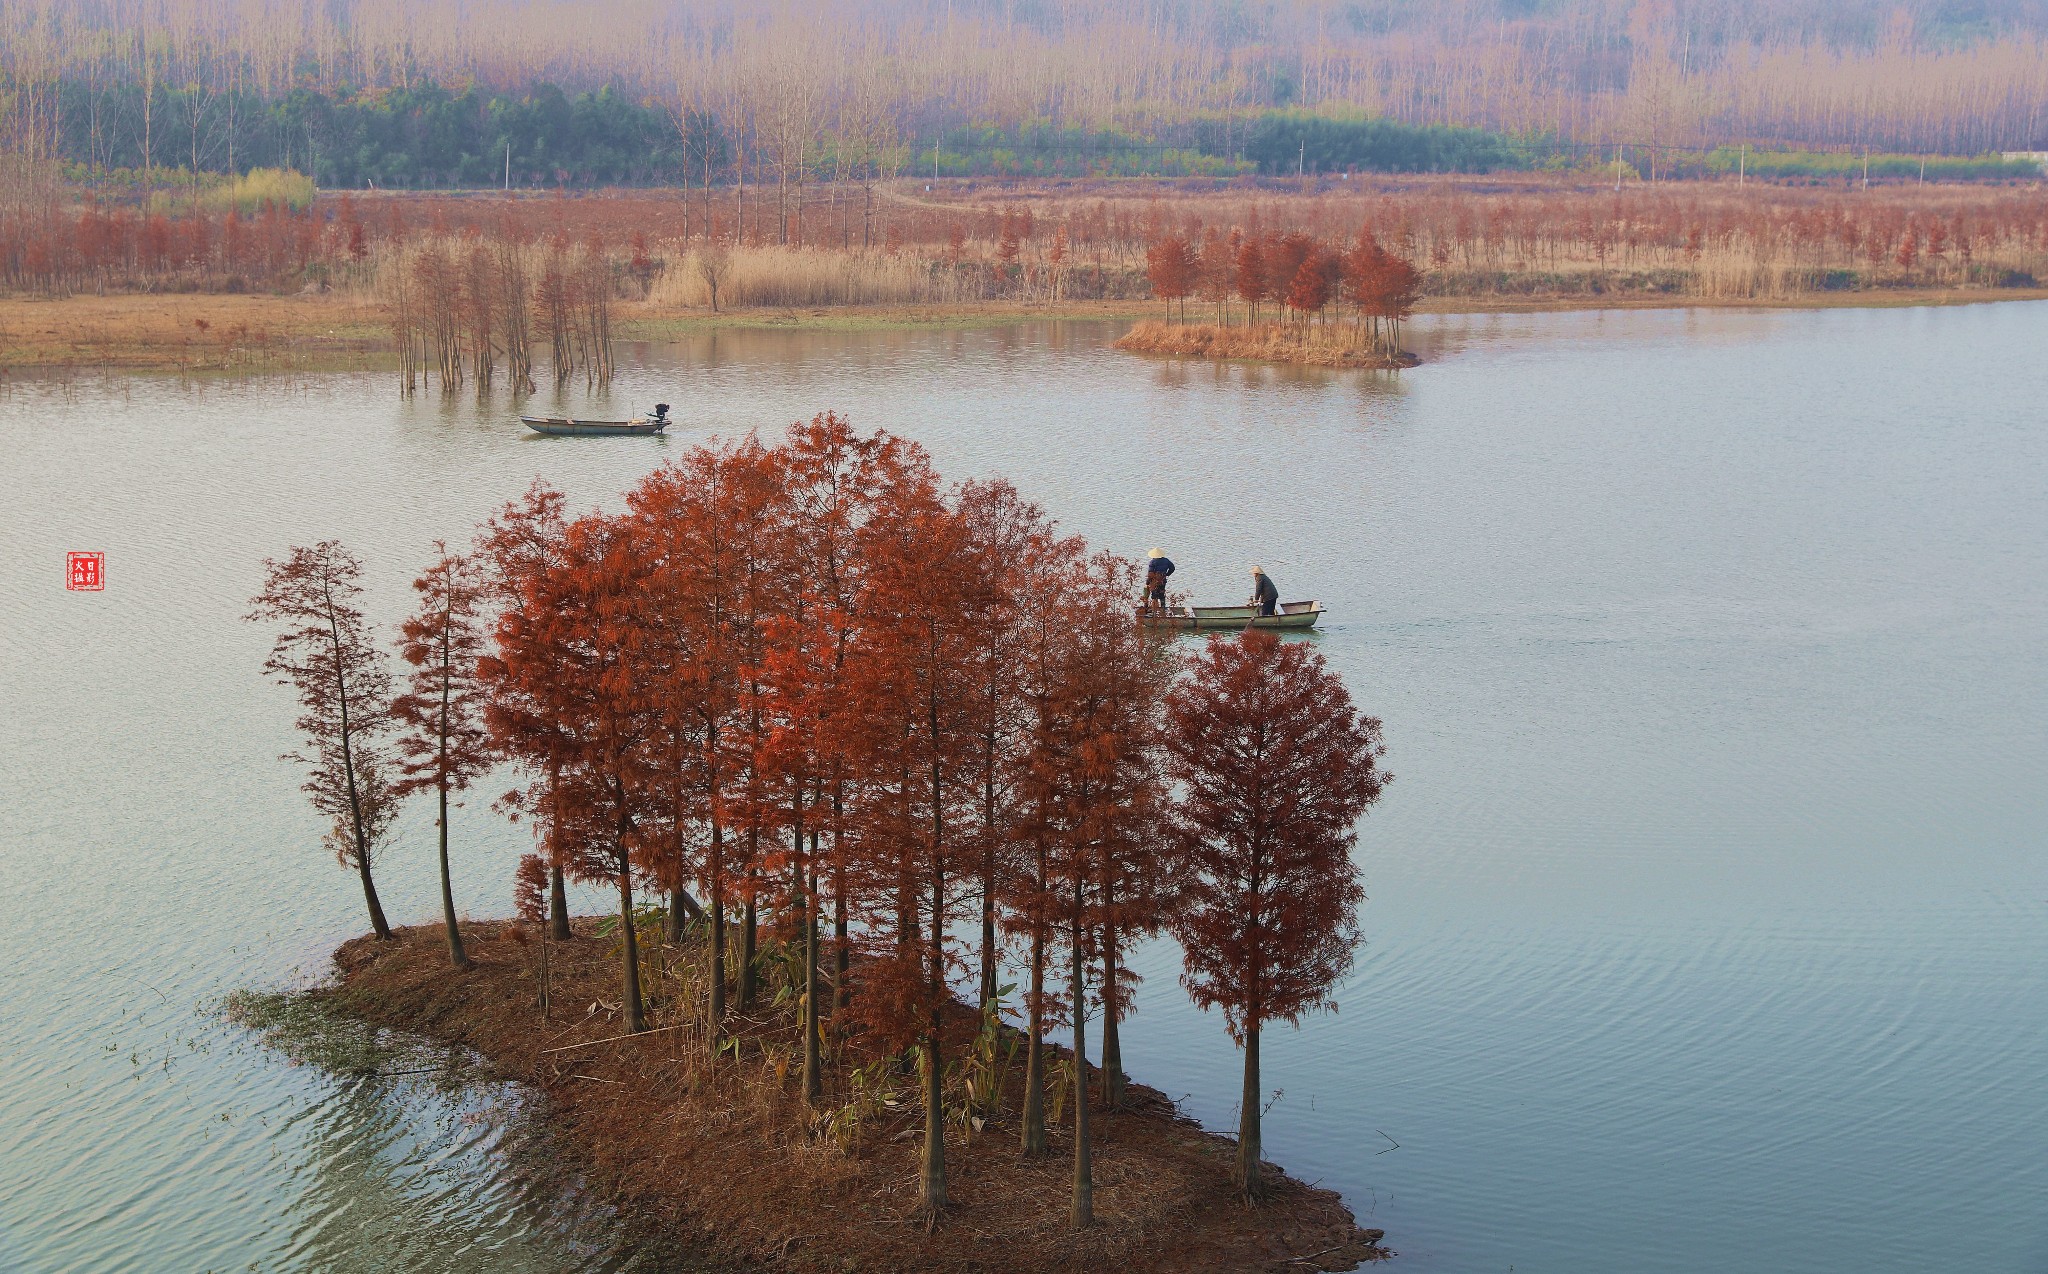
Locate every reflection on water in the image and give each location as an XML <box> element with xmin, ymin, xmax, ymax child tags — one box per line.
<box><xmin>3</xmin><ymin>306</ymin><xmax>2046</xmax><ymax>1273</ymax></box>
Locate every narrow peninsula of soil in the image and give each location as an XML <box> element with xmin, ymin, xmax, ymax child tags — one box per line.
<box><xmin>312</xmin><ymin>920</ymin><xmax>1390</xmax><ymax>1274</ymax></box>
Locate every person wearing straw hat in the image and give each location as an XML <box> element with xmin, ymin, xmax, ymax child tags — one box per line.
<box><xmin>1248</xmin><ymin>565</ymin><xmax>1279</xmax><ymax>617</ymax></box>
<box><xmin>1143</xmin><ymin>548</ymin><xmax>1176</xmax><ymax>613</ymax></box>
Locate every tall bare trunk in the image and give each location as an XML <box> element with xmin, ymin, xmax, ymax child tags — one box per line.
<box><xmin>709</xmin><ymin>817</ymin><xmax>727</xmax><ymax>1049</ymax></box>
<box><xmin>1237</xmin><ymin>1025</ymin><xmax>1263</xmax><ymax>1200</ymax></box>
<box><xmin>618</xmin><ymin>842</ymin><xmax>646</xmax><ymax>1034</ymax></box>
<box><xmin>438</xmin><ymin>783</ymin><xmax>470</xmax><ymax>968</ymax></box>
<box><xmin>1020</xmin><ymin>931</ymin><xmax>1046</xmax><ymax>1155</ymax></box>
<box><xmin>1071</xmin><ymin>915</ymin><xmax>1093</xmax><ymax>1227</ymax></box>
<box><xmin>359</xmin><ymin>855</ymin><xmax>392</xmax><ymax>940</ymax></box>
<box><xmin>739</xmin><ymin>872</ymin><xmax>758</xmax><ymax>1011</ymax></box>
<box><xmin>921</xmin><ymin>1034</ymin><xmax>948</xmax><ymax>1212</ymax></box>
<box><xmin>549</xmin><ymin>859</ymin><xmax>571</xmax><ymax>940</ymax></box>
<box><xmin>1101</xmin><ymin>917</ymin><xmax>1123</xmax><ymax>1107</ymax></box>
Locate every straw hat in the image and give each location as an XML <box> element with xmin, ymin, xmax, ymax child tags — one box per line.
<box><xmin>1148</xmin><ymin>548</ymin><xmax>1164</xmax><ymax>559</ymax></box>
<box><xmin>1249</xmin><ymin>564</ymin><xmax>1263</xmax><ymax>574</ymax></box>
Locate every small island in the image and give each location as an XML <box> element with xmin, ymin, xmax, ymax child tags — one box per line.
<box><xmin>1114</xmin><ymin>230</ymin><xmax>1423</xmax><ymax>369</ymax></box>
<box><xmin>310</xmin><ymin>919</ymin><xmax>1389</xmax><ymax>1273</ymax></box>
<box><xmin>243</xmin><ymin>418</ymin><xmax>1398</xmax><ymax>1272</ymax></box>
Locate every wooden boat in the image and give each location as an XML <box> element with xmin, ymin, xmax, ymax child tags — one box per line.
<box><xmin>521</xmin><ymin>415</ymin><xmax>668</xmax><ymax>437</ymax></box>
<box><xmin>522</xmin><ymin>402</ymin><xmax>673</xmax><ymax>437</ymax></box>
<box><xmin>1137</xmin><ymin>600</ymin><xmax>1323</xmax><ymax>633</ymax></box>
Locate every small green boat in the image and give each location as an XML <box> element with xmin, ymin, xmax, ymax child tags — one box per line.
<box><xmin>1137</xmin><ymin>600</ymin><xmax>1323</xmax><ymax>633</ymax></box>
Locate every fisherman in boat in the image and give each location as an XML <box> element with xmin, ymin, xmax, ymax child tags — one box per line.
<box><xmin>1248</xmin><ymin>565</ymin><xmax>1278</xmax><ymax>617</ymax></box>
<box><xmin>1144</xmin><ymin>548</ymin><xmax>1176</xmax><ymax>613</ymax></box>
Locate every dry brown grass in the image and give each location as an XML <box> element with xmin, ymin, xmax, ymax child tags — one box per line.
<box><xmin>1116</xmin><ymin>319</ymin><xmax>1417</xmax><ymax>369</ymax></box>
<box><xmin>0</xmin><ymin>292</ymin><xmax>385</xmax><ymax>369</ymax></box>
<box><xmin>317</xmin><ymin>921</ymin><xmax>1388</xmax><ymax>1274</ymax></box>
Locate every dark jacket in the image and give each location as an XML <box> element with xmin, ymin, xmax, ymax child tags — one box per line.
<box><xmin>1251</xmin><ymin>572</ymin><xmax>1278</xmax><ymax>612</ymax></box>
<box><xmin>1146</xmin><ymin>556</ymin><xmax>1175</xmax><ymax>579</ymax></box>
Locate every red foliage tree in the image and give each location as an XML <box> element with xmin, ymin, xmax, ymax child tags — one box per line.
<box><xmin>837</xmin><ymin>442</ymin><xmax>981</xmax><ymax>1216</ymax></box>
<box><xmin>1164</xmin><ymin>630</ymin><xmax>1388</xmax><ymax>1200</ymax></box>
<box><xmin>481</xmin><ymin>510</ymin><xmax>659</xmax><ymax>1033</ymax></box>
<box><xmin>477</xmin><ymin>481</ymin><xmax>576</xmax><ymax>939</ymax></box>
<box><xmin>248</xmin><ymin>540</ymin><xmax>398</xmax><ymax>939</ymax></box>
<box><xmin>1284</xmin><ymin>251</ymin><xmax>1331</xmax><ymax>324</ymax></box>
<box><xmin>391</xmin><ymin>544</ymin><xmax>495</xmax><ymax>969</ymax></box>
<box><xmin>1235</xmin><ymin>235</ymin><xmax>1269</xmax><ymax>323</ymax></box>
<box><xmin>1145</xmin><ymin>233</ymin><xmax>1196</xmax><ymax>319</ymax></box>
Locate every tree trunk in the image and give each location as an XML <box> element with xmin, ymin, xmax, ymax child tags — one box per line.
<box><xmin>801</xmin><ymin>815</ymin><xmax>822</xmax><ymax>1104</ymax></box>
<box><xmin>1071</xmin><ymin>920</ymin><xmax>1093</xmax><ymax>1227</ymax></box>
<box><xmin>739</xmin><ymin>883</ymin><xmax>758</xmax><ymax>1011</ymax></box>
<box><xmin>359</xmin><ymin>853</ymin><xmax>392</xmax><ymax>940</ymax></box>
<box><xmin>619</xmin><ymin>847</ymin><xmax>646</xmax><ymax>1034</ymax></box>
<box><xmin>438</xmin><ymin>784</ymin><xmax>470</xmax><ymax>968</ymax></box>
<box><xmin>1237</xmin><ymin>1025</ymin><xmax>1263</xmax><ymax>1200</ymax></box>
<box><xmin>979</xmin><ymin>747</ymin><xmax>999</xmax><ymax>1009</ymax></box>
<box><xmin>549</xmin><ymin>859</ymin><xmax>571</xmax><ymax>940</ymax></box>
<box><xmin>921</xmin><ymin>1034</ymin><xmax>948</xmax><ymax>1213</ymax></box>
<box><xmin>1101</xmin><ymin>918</ymin><xmax>1123</xmax><ymax>1108</ymax></box>
<box><xmin>709</xmin><ymin>818</ymin><xmax>727</xmax><ymax>1048</ymax></box>
<box><xmin>833</xmin><ymin>799</ymin><xmax>850</xmax><ymax>1031</ymax></box>
<box><xmin>1020</xmin><ymin>932</ymin><xmax>1046</xmax><ymax>1155</ymax></box>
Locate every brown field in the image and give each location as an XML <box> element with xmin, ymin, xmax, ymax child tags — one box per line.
<box><xmin>297</xmin><ymin>920</ymin><xmax>1389</xmax><ymax>1274</ymax></box>
<box><xmin>6</xmin><ymin>177</ymin><xmax>2045</xmax><ymax>372</ymax></box>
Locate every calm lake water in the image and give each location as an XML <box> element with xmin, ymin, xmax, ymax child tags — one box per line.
<box><xmin>3</xmin><ymin>303</ymin><xmax>2046</xmax><ymax>1273</ymax></box>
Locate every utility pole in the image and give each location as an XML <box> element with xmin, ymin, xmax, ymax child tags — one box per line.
<box><xmin>1614</xmin><ymin>143</ymin><xmax>1623</xmax><ymax>191</ymax></box>
<box><xmin>1298</xmin><ymin>139</ymin><xmax>1305</xmax><ymax>178</ymax></box>
<box><xmin>504</xmin><ymin>141</ymin><xmax>511</xmax><ymax>191</ymax></box>
<box><xmin>1862</xmin><ymin>149</ymin><xmax>1869</xmax><ymax>190</ymax></box>
<box><xmin>1739</xmin><ymin>143</ymin><xmax>1745</xmax><ymax>185</ymax></box>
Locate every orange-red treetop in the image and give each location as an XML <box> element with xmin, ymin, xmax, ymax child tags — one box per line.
<box><xmin>1165</xmin><ymin>629</ymin><xmax>1388</xmax><ymax>1041</ymax></box>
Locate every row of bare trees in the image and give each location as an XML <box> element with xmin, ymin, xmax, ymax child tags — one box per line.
<box><xmin>5</xmin><ymin>183</ymin><xmax>2043</xmax><ymax>315</ymax></box>
<box><xmin>9</xmin><ymin>0</ymin><xmax>2048</xmax><ymax>157</ymax></box>
<box><xmin>388</xmin><ymin>236</ymin><xmax>612</xmax><ymax>392</ymax></box>
<box><xmin>249</xmin><ymin>417</ymin><xmax>1391</xmax><ymax>1216</ymax></box>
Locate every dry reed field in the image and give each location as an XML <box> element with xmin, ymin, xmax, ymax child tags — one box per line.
<box><xmin>5</xmin><ymin>176</ymin><xmax>2045</xmax><ymax>371</ymax></box>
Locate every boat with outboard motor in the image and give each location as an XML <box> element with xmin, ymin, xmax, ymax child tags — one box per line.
<box><xmin>521</xmin><ymin>403</ymin><xmax>673</xmax><ymax>436</ymax></box>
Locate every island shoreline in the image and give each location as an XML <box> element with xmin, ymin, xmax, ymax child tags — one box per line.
<box><xmin>295</xmin><ymin>919</ymin><xmax>1391</xmax><ymax>1274</ymax></box>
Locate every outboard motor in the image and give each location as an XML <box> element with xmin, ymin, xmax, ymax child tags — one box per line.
<box><xmin>653</xmin><ymin>403</ymin><xmax>671</xmax><ymax>424</ymax></box>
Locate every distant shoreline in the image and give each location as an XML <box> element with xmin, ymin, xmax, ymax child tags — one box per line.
<box><xmin>295</xmin><ymin>920</ymin><xmax>1390</xmax><ymax>1273</ymax></box>
<box><xmin>5</xmin><ymin>287</ymin><xmax>2044</xmax><ymax>373</ymax></box>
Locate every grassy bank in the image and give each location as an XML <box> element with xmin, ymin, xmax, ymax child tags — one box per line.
<box><xmin>278</xmin><ymin>920</ymin><xmax>1388</xmax><ymax>1273</ymax></box>
<box><xmin>7</xmin><ymin>286</ymin><xmax>2047</xmax><ymax>374</ymax></box>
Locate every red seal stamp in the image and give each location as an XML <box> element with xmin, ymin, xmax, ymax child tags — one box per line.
<box><xmin>67</xmin><ymin>552</ymin><xmax>105</xmax><ymax>592</ymax></box>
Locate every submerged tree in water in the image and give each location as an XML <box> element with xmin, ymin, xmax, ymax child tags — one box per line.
<box><xmin>248</xmin><ymin>540</ymin><xmax>399</xmax><ymax>939</ymax></box>
<box><xmin>1165</xmin><ymin>629</ymin><xmax>1387</xmax><ymax>1202</ymax></box>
